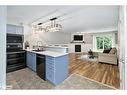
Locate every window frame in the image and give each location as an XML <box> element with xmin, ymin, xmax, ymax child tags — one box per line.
<box><xmin>93</xmin><ymin>33</ymin><xmax>115</xmax><ymax>52</ymax></box>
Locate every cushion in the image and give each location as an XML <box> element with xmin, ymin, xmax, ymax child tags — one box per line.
<box><xmin>103</xmin><ymin>48</ymin><xmax>112</xmax><ymax>53</ymax></box>
<box><xmin>109</xmin><ymin>47</ymin><xmax>117</xmax><ymax>54</ymax></box>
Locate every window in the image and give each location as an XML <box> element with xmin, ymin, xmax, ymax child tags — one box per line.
<box><xmin>93</xmin><ymin>34</ymin><xmax>115</xmax><ymax>52</ymax></box>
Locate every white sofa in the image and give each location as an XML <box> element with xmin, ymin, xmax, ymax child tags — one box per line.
<box><xmin>98</xmin><ymin>47</ymin><xmax>117</xmax><ymax>65</ymax></box>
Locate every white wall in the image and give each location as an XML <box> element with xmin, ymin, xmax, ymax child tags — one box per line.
<box><xmin>37</xmin><ymin>32</ymin><xmax>71</xmax><ymax>44</ymax></box>
<box><xmin>69</xmin><ymin>31</ymin><xmax>118</xmax><ymax>53</ymax></box>
<box><xmin>0</xmin><ymin>6</ymin><xmax>6</xmax><ymax>89</ymax></box>
<box><xmin>24</xmin><ymin>25</ymin><xmax>71</xmax><ymax>49</ymax></box>
<box><xmin>69</xmin><ymin>33</ymin><xmax>92</xmax><ymax>53</ymax></box>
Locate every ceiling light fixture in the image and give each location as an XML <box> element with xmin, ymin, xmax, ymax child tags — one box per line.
<box><xmin>33</xmin><ymin>24</ymin><xmax>46</xmax><ymax>33</ymax></box>
<box><xmin>46</xmin><ymin>17</ymin><xmax>62</xmax><ymax>32</ymax></box>
<box><xmin>33</xmin><ymin>17</ymin><xmax>62</xmax><ymax>33</ymax></box>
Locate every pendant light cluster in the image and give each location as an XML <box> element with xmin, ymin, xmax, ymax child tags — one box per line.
<box><xmin>33</xmin><ymin>17</ymin><xmax>62</xmax><ymax>33</ymax></box>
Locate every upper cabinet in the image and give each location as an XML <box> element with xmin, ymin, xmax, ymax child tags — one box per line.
<box><xmin>7</xmin><ymin>24</ymin><xmax>24</xmax><ymax>34</ymax></box>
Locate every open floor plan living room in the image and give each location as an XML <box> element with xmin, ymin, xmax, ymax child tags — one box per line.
<box><xmin>2</xmin><ymin>5</ymin><xmax>126</xmax><ymax>90</ymax></box>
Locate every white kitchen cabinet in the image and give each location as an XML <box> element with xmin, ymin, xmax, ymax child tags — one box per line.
<box><xmin>7</xmin><ymin>24</ymin><xmax>23</xmax><ymax>34</ymax></box>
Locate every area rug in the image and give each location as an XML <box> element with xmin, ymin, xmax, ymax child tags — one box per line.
<box><xmin>54</xmin><ymin>74</ymin><xmax>115</xmax><ymax>90</ymax></box>
<box><xmin>7</xmin><ymin>68</ymin><xmax>115</xmax><ymax>90</ymax></box>
<box><xmin>78</xmin><ymin>55</ymin><xmax>98</xmax><ymax>63</ymax></box>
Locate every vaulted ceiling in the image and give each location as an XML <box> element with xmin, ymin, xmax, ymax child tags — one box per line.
<box><xmin>7</xmin><ymin>5</ymin><xmax>119</xmax><ymax>33</ymax></box>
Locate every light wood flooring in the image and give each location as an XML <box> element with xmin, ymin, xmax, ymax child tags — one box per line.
<box><xmin>69</xmin><ymin>53</ymin><xmax>120</xmax><ymax>89</ymax></box>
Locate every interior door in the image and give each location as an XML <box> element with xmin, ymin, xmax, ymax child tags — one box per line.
<box><xmin>125</xmin><ymin>6</ymin><xmax>127</xmax><ymax>89</ymax></box>
<box><xmin>118</xmin><ymin>6</ymin><xmax>126</xmax><ymax>89</ymax></box>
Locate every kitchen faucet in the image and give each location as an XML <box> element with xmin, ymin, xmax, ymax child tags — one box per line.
<box><xmin>37</xmin><ymin>41</ymin><xmax>43</xmax><ymax>50</ymax></box>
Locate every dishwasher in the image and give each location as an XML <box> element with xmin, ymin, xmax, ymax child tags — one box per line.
<box><xmin>36</xmin><ymin>54</ymin><xmax>46</xmax><ymax>80</ymax></box>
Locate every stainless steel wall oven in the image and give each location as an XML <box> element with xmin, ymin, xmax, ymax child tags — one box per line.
<box><xmin>6</xmin><ymin>33</ymin><xmax>26</xmax><ymax>72</ymax></box>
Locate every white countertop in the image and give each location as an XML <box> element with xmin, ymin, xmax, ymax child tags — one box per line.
<box><xmin>25</xmin><ymin>49</ymin><xmax>68</xmax><ymax>57</ymax></box>
<box><xmin>44</xmin><ymin>45</ymin><xmax>68</xmax><ymax>49</ymax></box>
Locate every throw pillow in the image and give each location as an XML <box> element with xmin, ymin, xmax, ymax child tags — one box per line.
<box><xmin>109</xmin><ymin>47</ymin><xmax>117</xmax><ymax>54</ymax></box>
<box><xmin>103</xmin><ymin>48</ymin><xmax>112</xmax><ymax>53</ymax></box>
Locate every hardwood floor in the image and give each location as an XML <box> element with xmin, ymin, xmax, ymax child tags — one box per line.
<box><xmin>69</xmin><ymin>53</ymin><xmax>120</xmax><ymax>89</ymax></box>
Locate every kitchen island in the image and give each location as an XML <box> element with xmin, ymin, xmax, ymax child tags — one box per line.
<box><xmin>26</xmin><ymin>49</ymin><xmax>69</xmax><ymax>85</ymax></box>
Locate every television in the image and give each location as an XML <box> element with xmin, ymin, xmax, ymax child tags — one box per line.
<box><xmin>73</xmin><ymin>35</ymin><xmax>83</xmax><ymax>41</ymax></box>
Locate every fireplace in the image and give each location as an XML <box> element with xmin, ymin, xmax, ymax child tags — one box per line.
<box><xmin>75</xmin><ymin>45</ymin><xmax>81</xmax><ymax>52</ymax></box>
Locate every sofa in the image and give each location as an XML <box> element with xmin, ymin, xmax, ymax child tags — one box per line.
<box><xmin>98</xmin><ymin>47</ymin><xmax>117</xmax><ymax>65</ymax></box>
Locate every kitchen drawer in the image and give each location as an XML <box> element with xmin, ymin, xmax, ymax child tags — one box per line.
<box><xmin>46</xmin><ymin>72</ymin><xmax>54</xmax><ymax>82</ymax></box>
<box><xmin>46</xmin><ymin>61</ymin><xmax>54</xmax><ymax>65</ymax></box>
<box><xmin>46</xmin><ymin>66</ymin><xmax>54</xmax><ymax>74</ymax></box>
<box><xmin>46</xmin><ymin>66</ymin><xmax>54</xmax><ymax>72</ymax></box>
<box><xmin>47</xmin><ymin>56</ymin><xmax>54</xmax><ymax>59</ymax></box>
<box><xmin>46</xmin><ymin>59</ymin><xmax>54</xmax><ymax>63</ymax></box>
<box><xmin>46</xmin><ymin>56</ymin><xmax>54</xmax><ymax>61</ymax></box>
<box><xmin>46</xmin><ymin>58</ymin><xmax>54</xmax><ymax>62</ymax></box>
<box><xmin>46</xmin><ymin>64</ymin><xmax>54</xmax><ymax>69</ymax></box>
<box><xmin>46</xmin><ymin>60</ymin><xmax>54</xmax><ymax>64</ymax></box>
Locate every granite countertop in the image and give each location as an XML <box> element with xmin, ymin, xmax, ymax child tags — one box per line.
<box><xmin>25</xmin><ymin>49</ymin><xmax>68</xmax><ymax>57</ymax></box>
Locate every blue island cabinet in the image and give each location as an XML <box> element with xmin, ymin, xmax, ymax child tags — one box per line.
<box><xmin>26</xmin><ymin>52</ymin><xmax>36</xmax><ymax>72</ymax></box>
<box><xmin>46</xmin><ymin>55</ymin><xmax>68</xmax><ymax>85</ymax></box>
